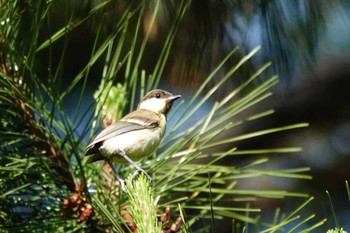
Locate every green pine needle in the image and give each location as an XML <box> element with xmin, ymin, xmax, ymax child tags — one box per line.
<box><xmin>126</xmin><ymin>174</ymin><xmax>163</xmax><ymax>233</ymax></box>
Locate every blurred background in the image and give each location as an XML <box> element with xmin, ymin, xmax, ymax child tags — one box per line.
<box><xmin>16</xmin><ymin>0</ymin><xmax>350</xmax><ymax>231</ymax></box>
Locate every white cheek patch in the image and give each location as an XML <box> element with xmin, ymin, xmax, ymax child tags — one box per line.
<box><xmin>138</xmin><ymin>98</ymin><xmax>166</xmax><ymax>112</ymax></box>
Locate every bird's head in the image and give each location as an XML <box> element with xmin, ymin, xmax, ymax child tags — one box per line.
<box><xmin>137</xmin><ymin>89</ymin><xmax>181</xmax><ymax>115</ymax></box>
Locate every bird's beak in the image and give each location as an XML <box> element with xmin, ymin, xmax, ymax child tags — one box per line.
<box><xmin>167</xmin><ymin>95</ymin><xmax>181</xmax><ymax>103</ymax></box>
<box><xmin>166</xmin><ymin>95</ymin><xmax>181</xmax><ymax>108</ymax></box>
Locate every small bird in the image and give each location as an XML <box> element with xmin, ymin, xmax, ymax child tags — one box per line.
<box><xmin>84</xmin><ymin>89</ymin><xmax>181</xmax><ymax>190</ymax></box>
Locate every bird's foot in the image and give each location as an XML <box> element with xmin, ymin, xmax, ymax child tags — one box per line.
<box><xmin>131</xmin><ymin>168</ymin><xmax>152</xmax><ymax>186</ymax></box>
<box><xmin>107</xmin><ymin>159</ymin><xmax>128</xmax><ymax>193</ymax></box>
<box><xmin>115</xmin><ymin>149</ymin><xmax>152</xmax><ymax>185</ymax></box>
<box><xmin>118</xmin><ymin>178</ymin><xmax>127</xmax><ymax>193</ymax></box>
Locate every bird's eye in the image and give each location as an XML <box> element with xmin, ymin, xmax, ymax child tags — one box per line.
<box><xmin>156</xmin><ymin>93</ymin><xmax>161</xmax><ymax>98</ymax></box>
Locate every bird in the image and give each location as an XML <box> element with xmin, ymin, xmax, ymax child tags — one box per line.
<box><xmin>84</xmin><ymin>89</ymin><xmax>181</xmax><ymax>191</ymax></box>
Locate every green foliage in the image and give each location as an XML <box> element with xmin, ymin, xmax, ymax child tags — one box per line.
<box><xmin>327</xmin><ymin>228</ymin><xmax>348</xmax><ymax>233</ymax></box>
<box><xmin>126</xmin><ymin>174</ymin><xmax>163</xmax><ymax>233</ymax></box>
<box><xmin>0</xmin><ymin>0</ymin><xmax>328</xmax><ymax>232</ymax></box>
<box><xmin>324</xmin><ymin>180</ymin><xmax>350</xmax><ymax>233</ymax></box>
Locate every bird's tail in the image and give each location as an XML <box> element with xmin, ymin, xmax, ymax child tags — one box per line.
<box><xmin>84</xmin><ymin>153</ymin><xmax>104</xmax><ymax>164</ymax></box>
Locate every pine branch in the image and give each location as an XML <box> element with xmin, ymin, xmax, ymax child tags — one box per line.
<box><xmin>125</xmin><ymin>174</ymin><xmax>163</xmax><ymax>233</ymax></box>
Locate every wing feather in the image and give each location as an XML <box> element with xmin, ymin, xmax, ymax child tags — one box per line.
<box><xmin>84</xmin><ymin>109</ymin><xmax>160</xmax><ymax>156</ymax></box>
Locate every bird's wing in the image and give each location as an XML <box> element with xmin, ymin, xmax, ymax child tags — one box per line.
<box><xmin>84</xmin><ymin>110</ymin><xmax>160</xmax><ymax>155</ymax></box>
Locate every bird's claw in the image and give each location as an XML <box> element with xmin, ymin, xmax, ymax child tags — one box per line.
<box><xmin>131</xmin><ymin>169</ymin><xmax>152</xmax><ymax>186</ymax></box>
<box><xmin>119</xmin><ymin>179</ymin><xmax>127</xmax><ymax>193</ymax></box>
